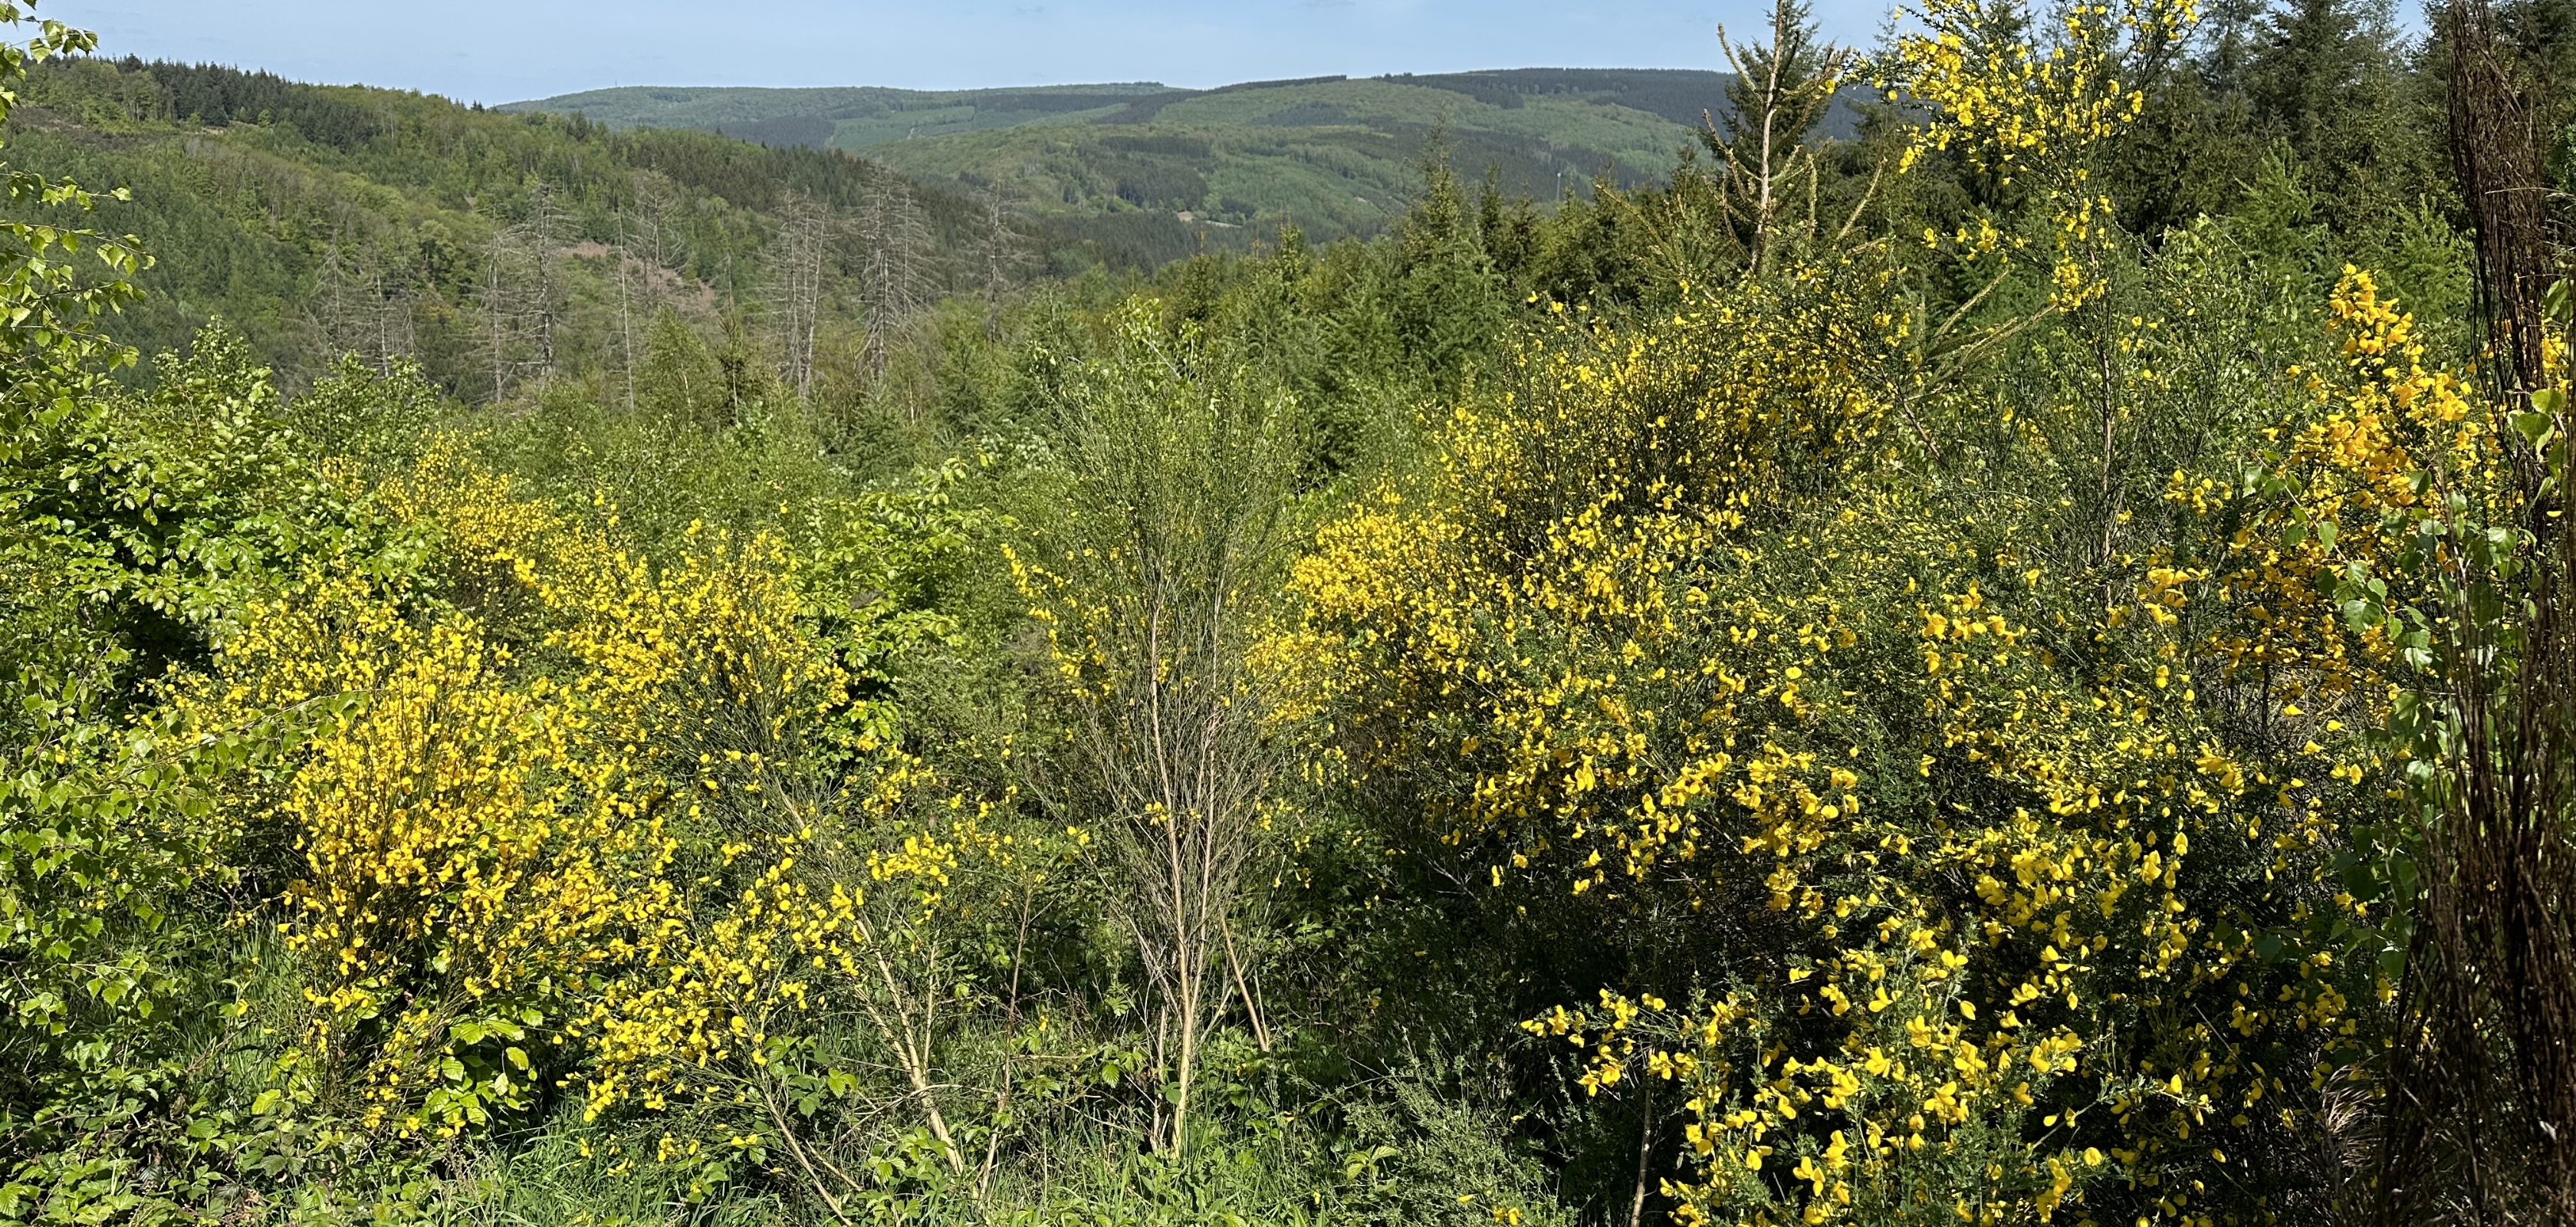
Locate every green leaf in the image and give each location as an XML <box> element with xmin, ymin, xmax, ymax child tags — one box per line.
<box><xmin>2513</xmin><ymin>410</ymin><xmax>2556</xmax><ymax>447</ymax></box>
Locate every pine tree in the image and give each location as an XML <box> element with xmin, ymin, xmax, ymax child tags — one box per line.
<box><xmin>2242</xmin><ymin>0</ymin><xmax>2420</xmax><ymax>217</ymax></box>
<box><xmin>2103</xmin><ymin>0</ymin><xmax>2269</xmax><ymax>233</ymax></box>
<box><xmin>2246</xmin><ymin>0</ymin><xmax>2379</xmax><ymax>150</ymax></box>
<box><xmin>1391</xmin><ymin>145</ymin><xmax>1503</xmax><ymax>384</ymax></box>
<box><xmin>1707</xmin><ymin>0</ymin><xmax>1851</xmax><ymax>271</ymax></box>
<box><xmin>2498</xmin><ymin>0</ymin><xmax>2576</xmax><ymax>139</ymax></box>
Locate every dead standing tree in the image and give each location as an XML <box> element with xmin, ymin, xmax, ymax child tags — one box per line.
<box><xmin>1014</xmin><ymin>311</ymin><xmax>1292</xmax><ymax>1158</ymax></box>
<box><xmin>305</xmin><ymin>235</ymin><xmax>415</xmax><ymax>377</ymax></box>
<box><xmin>2369</xmin><ymin>1</ymin><xmax>2576</xmax><ymax>1222</ymax></box>
<box><xmin>477</xmin><ymin>180</ymin><xmax>572</xmax><ymax>402</ymax></box>
<box><xmin>767</xmin><ymin>192</ymin><xmax>838</xmax><ymax>400</ymax></box>
<box><xmin>855</xmin><ymin>169</ymin><xmax>933</xmax><ymax>377</ymax></box>
<box><xmin>971</xmin><ymin>179</ymin><xmax>1038</xmax><ymax>341</ymax></box>
<box><xmin>615</xmin><ymin>173</ymin><xmax>692</xmax><ymax>411</ymax></box>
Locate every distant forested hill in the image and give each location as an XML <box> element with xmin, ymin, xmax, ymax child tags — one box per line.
<box><xmin>8</xmin><ymin>60</ymin><xmax>1832</xmax><ymax>389</ymax></box>
<box><xmin>509</xmin><ymin>70</ymin><xmax>1863</xmax><ymax>242</ymax></box>
<box><xmin>0</xmin><ymin>59</ymin><xmax>1187</xmax><ymax>389</ymax></box>
<box><xmin>501</xmin><ymin>83</ymin><xmax>1172</xmax><ymax>144</ymax></box>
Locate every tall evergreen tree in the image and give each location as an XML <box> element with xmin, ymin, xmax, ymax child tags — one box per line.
<box><xmin>2242</xmin><ymin>0</ymin><xmax>2426</xmax><ymax>220</ymax></box>
<box><xmin>1390</xmin><ymin>145</ymin><xmax>1503</xmax><ymax>383</ymax></box>
<box><xmin>2499</xmin><ymin>0</ymin><xmax>2576</xmax><ymax>151</ymax></box>
<box><xmin>2105</xmin><ymin>0</ymin><xmax>2267</xmax><ymax>234</ymax></box>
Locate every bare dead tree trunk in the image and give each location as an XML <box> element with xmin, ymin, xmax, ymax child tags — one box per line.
<box><xmin>615</xmin><ymin>229</ymin><xmax>639</xmax><ymax>413</ymax></box>
<box><xmin>307</xmin><ymin>231</ymin><xmax>413</xmax><ymax>377</ymax></box>
<box><xmin>974</xmin><ymin>180</ymin><xmax>1035</xmax><ymax>342</ymax></box>
<box><xmin>307</xmin><ymin>235</ymin><xmax>365</xmax><ymax>365</ymax></box>
<box><xmin>856</xmin><ymin>169</ymin><xmax>934</xmax><ymax>380</ymax></box>
<box><xmin>368</xmin><ymin>276</ymin><xmax>413</xmax><ymax>376</ymax></box>
<box><xmin>479</xmin><ymin>235</ymin><xmax>515</xmax><ymax>403</ymax></box>
<box><xmin>767</xmin><ymin>192</ymin><xmax>836</xmax><ymax>400</ymax></box>
<box><xmin>616</xmin><ymin>174</ymin><xmax>693</xmax><ymax>412</ymax></box>
<box><xmin>523</xmin><ymin>181</ymin><xmax>568</xmax><ymax>388</ymax></box>
<box><xmin>2371</xmin><ymin>5</ymin><xmax>2576</xmax><ymax>1221</ymax></box>
<box><xmin>476</xmin><ymin>181</ymin><xmax>573</xmax><ymax>403</ymax></box>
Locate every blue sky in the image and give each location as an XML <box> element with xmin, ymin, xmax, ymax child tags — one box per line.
<box><xmin>34</xmin><ymin>0</ymin><xmax>1898</xmax><ymax>106</ymax></box>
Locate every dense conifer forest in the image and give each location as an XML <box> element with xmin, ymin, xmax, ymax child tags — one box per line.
<box><xmin>3</xmin><ymin>0</ymin><xmax>2575</xmax><ymax>1222</ymax></box>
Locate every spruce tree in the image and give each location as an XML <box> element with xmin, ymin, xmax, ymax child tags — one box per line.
<box><xmin>1706</xmin><ymin>0</ymin><xmax>1849</xmax><ymax>270</ymax></box>
<box><xmin>2242</xmin><ymin>0</ymin><xmax>2423</xmax><ymax>221</ymax></box>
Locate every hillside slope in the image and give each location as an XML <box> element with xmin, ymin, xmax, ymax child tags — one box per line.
<box><xmin>4</xmin><ymin>59</ymin><xmax>1096</xmax><ymax>392</ymax></box>
<box><xmin>501</xmin><ymin>82</ymin><xmax>1172</xmax><ymax>147</ymax></box>
<box><xmin>511</xmin><ymin>70</ymin><xmax>1861</xmax><ymax>242</ymax></box>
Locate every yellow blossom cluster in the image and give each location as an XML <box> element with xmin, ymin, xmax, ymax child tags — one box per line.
<box><xmin>1277</xmin><ymin>255</ymin><xmax>2388</xmax><ymax>1223</ymax></box>
<box><xmin>1885</xmin><ymin>0</ymin><xmax>2192</xmax><ymax>309</ymax></box>
<box><xmin>2174</xmin><ymin>268</ymin><xmax>2500</xmax><ymax>709</ymax></box>
<box><xmin>579</xmin><ymin>834</ymin><xmax>866</xmax><ymax>1117</ymax></box>
<box><xmin>175</xmin><ymin>442</ymin><xmax>938</xmax><ymax>1138</ymax></box>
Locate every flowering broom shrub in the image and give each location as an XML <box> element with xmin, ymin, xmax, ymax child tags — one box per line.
<box><xmin>1270</xmin><ymin>245</ymin><xmax>2445</xmax><ymax>1227</ymax></box>
<box><xmin>166</xmin><ymin>440</ymin><xmax>1041</xmax><ymax>1169</ymax></box>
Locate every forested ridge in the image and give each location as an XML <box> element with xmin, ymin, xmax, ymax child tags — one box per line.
<box><xmin>4</xmin><ymin>52</ymin><xmax>1207</xmax><ymax>387</ymax></box>
<box><xmin>502</xmin><ymin>69</ymin><xmax>1862</xmax><ymax>246</ymax></box>
<box><xmin>4</xmin><ymin>0</ymin><xmax>2576</xmax><ymax>1223</ymax></box>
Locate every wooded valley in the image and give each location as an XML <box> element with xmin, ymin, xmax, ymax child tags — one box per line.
<box><xmin>2</xmin><ymin>0</ymin><xmax>2574</xmax><ymax>1222</ymax></box>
